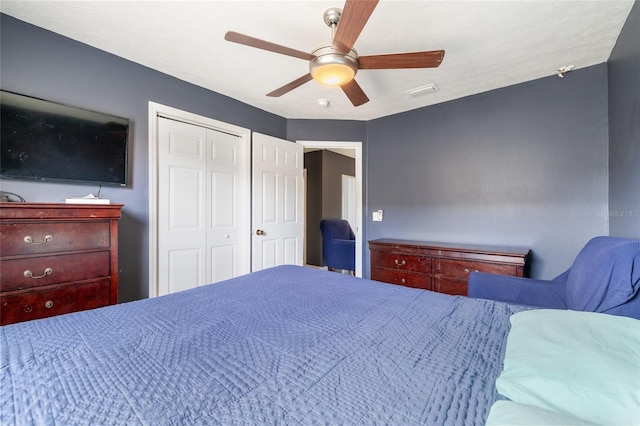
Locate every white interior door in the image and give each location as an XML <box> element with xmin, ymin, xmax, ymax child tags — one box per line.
<box><xmin>157</xmin><ymin>116</ymin><xmax>249</xmax><ymax>296</ymax></box>
<box><xmin>252</xmin><ymin>132</ymin><xmax>304</xmax><ymax>271</ymax></box>
<box><xmin>342</xmin><ymin>174</ymin><xmax>356</xmax><ymax>232</ymax></box>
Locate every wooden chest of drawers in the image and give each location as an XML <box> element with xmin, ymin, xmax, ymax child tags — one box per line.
<box><xmin>369</xmin><ymin>239</ymin><xmax>530</xmax><ymax>296</ymax></box>
<box><xmin>1</xmin><ymin>203</ymin><xmax>122</xmax><ymax>325</ymax></box>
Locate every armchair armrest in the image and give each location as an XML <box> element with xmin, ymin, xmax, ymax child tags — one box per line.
<box><xmin>323</xmin><ymin>239</ymin><xmax>355</xmax><ymax>270</ymax></box>
<box><xmin>468</xmin><ymin>272</ymin><xmax>567</xmax><ymax>309</ymax></box>
<box><xmin>329</xmin><ymin>239</ymin><xmax>355</xmax><ymax>254</ymax></box>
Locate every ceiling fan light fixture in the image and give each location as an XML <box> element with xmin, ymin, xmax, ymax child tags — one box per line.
<box><xmin>309</xmin><ymin>45</ymin><xmax>358</xmax><ymax>86</ymax></box>
<box><xmin>311</xmin><ymin>62</ymin><xmax>356</xmax><ymax>86</ymax></box>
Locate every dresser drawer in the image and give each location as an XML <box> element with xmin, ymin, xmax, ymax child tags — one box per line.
<box><xmin>370</xmin><ymin>250</ymin><xmax>432</xmax><ymax>273</ymax></box>
<box><xmin>0</xmin><ymin>251</ymin><xmax>110</xmax><ymax>292</ymax></box>
<box><xmin>433</xmin><ymin>278</ymin><xmax>468</xmax><ymax>296</ymax></box>
<box><xmin>371</xmin><ymin>267</ymin><xmax>431</xmax><ymax>290</ymax></box>
<box><xmin>0</xmin><ymin>279</ymin><xmax>111</xmax><ymax>325</ymax></box>
<box><xmin>434</xmin><ymin>259</ymin><xmax>516</xmax><ymax>280</ymax></box>
<box><xmin>0</xmin><ymin>222</ymin><xmax>111</xmax><ymax>256</ymax></box>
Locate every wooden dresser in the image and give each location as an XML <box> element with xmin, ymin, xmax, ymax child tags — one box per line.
<box><xmin>0</xmin><ymin>203</ymin><xmax>122</xmax><ymax>325</ymax></box>
<box><xmin>369</xmin><ymin>239</ymin><xmax>530</xmax><ymax>296</ymax></box>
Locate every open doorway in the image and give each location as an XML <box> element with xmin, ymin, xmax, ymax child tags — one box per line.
<box><xmin>297</xmin><ymin>141</ymin><xmax>363</xmax><ymax>277</ymax></box>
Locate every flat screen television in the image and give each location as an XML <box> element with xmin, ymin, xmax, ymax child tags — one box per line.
<box><xmin>0</xmin><ymin>91</ymin><xmax>129</xmax><ymax>186</ymax></box>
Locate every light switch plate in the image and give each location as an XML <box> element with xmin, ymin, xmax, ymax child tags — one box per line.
<box><xmin>373</xmin><ymin>210</ymin><xmax>383</xmax><ymax>221</ymax></box>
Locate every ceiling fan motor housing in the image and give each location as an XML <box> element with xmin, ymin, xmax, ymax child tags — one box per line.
<box><xmin>309</xmin><ymin>45</ymin><xmax>359</xmax><ymax>86</ymax></box>
<box><xmin>323</xmin><ymin>7</ymin><xmax>342</xmax><ymax>27</ymax></box>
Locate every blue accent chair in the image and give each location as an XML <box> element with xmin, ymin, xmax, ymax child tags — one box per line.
<box><xmin>468</xmin><ymin>236</ymin><xmax>640</xmax><ymax>319</ymax></box>
<box><xmin>320</xmin><ymin>219</ymin><xmax>356</xmax><ymax>273</ymax></box>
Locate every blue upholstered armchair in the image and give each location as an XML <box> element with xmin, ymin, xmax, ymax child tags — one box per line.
<box><xmin>320</xmin><ymin>219</ymin><xmax>355</xmax><ymax>273</ymax></box>
<box><xmin>469</xmin><ymin>236</ymin><xmax>640</xmax><ymax>319</ymax></box>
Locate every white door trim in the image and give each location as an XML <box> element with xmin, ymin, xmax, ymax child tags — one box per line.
<box><xmin>297</xmin><ymin>140</ymin><xmax>363</xmax><ymax>277</ymax></box>
<box><xmin>148</xmin><ymin>101</ymin><xmax>251</xmax><ymax>297</ymax></box>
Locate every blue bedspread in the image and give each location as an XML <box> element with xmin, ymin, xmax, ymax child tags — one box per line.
<box><xmin>1</xmin><ymin>265</ymin><xmax>523</xmax><ymax>425</ymax></box>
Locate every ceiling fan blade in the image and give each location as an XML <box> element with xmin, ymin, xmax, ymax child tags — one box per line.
<box><xmin>341</xmin><ymin>79</ymin><xmax>369</xmax><ymax>106</ymax></box>
<box><xmin>266</xmin><ymin>74</ymin><xmax>313</xmax><ymax>97</ymax></box>
<box><xmin>358</xmin><ymin>50</ymin><xmax>445</xmax><ymax>69</ymax></box>
<box><xmin>225</xmin><ymin>31</ymin><xmax>314</xmax><ymax>61</ymax></box>
<box><xmin>332</xmin><ymin>0</ymin><xmax>379</xmax><ymax>53</ymax></box>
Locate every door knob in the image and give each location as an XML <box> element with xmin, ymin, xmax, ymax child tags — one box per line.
<box><xmin>256</xmin><ymin>229</ymin><xmax>266</xmax><ymax>236</ymax></box>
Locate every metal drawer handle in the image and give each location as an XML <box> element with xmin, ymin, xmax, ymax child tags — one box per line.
<box><xmin>24</xmin><ymin>267</ymin><xmax>53</xmax><ymax>279</ymax></box>
<box><xmin>395</xmin><ymin>259</ymin><xmax>406</xmax><ymax>266</ymax></box>
<box><xmin>45</xmin><ymin>300</ymin><xmax>54</xmax><ymax>309</ymax></box>
<box><xmin>401</xmin><ymin>278</ymin><xmax>406</xmax><ymax>284</ymax></box>
<box><xmin>24</xmin><ymin>235</ymin><xmax>53</xmax><ymax>245</ymax></box>
<box><xmin>464</xmin><ymin>268</ymin><xmax>479</xmax><ymax>273</ymax></box>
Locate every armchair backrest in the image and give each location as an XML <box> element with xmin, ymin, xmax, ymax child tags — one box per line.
<box><xmin>565</xmin><ymin>236</ymin><xmax>640</xmax><ymax>317</ymax></box>
<box><xmin>319</xmin><ymin>219</ymin><xmax>355</xmax><ymax>271</ymax></box>
<box><xmin>320</xmin><ymin>219</ymin><xmax>355</xmax><ymax>241</ymax></box>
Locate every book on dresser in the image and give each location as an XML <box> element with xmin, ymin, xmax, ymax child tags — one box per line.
<box><xmin>369</xmin><ymin>239</ymin><xmax>530</xmax><ymax>296</ymax></box>
<box><xmin>0</xmin><ymin>203</ymin><xmax>123</xmax><ymax>325</ymax></box>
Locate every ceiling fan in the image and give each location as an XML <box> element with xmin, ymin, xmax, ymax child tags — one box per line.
<box><xmin>225</xmin><ymin>0</ymin><xmax>444</xmax><ymax>107</ymax></box>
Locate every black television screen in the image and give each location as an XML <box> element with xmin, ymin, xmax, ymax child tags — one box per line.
<box><xmin>0</xmin><ymin>91</ymin><xmax>129</xmax><ymax>186</ymax></box>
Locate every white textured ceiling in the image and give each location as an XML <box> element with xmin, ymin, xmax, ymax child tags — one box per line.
<box><xmin>1</xmin><ymin>1</ymin><xmax>633</xmax><ymax>121</ymax></box>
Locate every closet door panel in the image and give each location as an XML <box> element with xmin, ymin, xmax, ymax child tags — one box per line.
<box><xmin>206</xmin><ymin>129</ymin><xmax>250</xmax><ymax>284</ymax></box>
<box><xmin>158</xmin><ymin>118</ymin><xmax>207</xmax><ymax>296</ymax></box>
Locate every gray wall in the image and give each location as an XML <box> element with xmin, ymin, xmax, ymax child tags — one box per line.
<box><xmin>287</xmin><ymin>119</ymin><xmax>367</xmax><ymax>143</ymax></box>
<box><xmin>0</xmin><ymin>15</ymin><xmax>286</xmax><ymax>302</ymax></box>
<box><xmin>608</xmin><ymin>0</ymin><xmax>640</xmax><ymax>239</ymax></box>
<box><xmin>304</xmin><ymin>151</ymin><xmax>324</xmax><ymax>266</ymax></box>
<box><xmin>366</xmin><ymin>64</ymin><xmax>610</xmax><ymax>280</ymax></box>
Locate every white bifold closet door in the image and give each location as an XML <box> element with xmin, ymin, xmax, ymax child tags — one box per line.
<box><xmin>157</xmin><ymin>117</ymin><xmax>249</xmax><ymax>296</ymax></box>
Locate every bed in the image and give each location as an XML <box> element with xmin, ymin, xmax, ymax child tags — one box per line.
<box><xmin>1</xmin><ymin>265</ymin><xmax>523</xmax><ymax>424</ymax></box>
<box><xmin>2</xmin><ymin>265</ymin><xmax>637</xmax><ymax>425</ymax></box>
